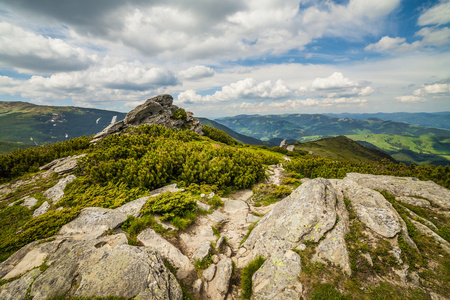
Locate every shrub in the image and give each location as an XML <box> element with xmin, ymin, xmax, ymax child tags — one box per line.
<box><xmin>172</xmin><ymin>108</ymin><xmax>187</xmax><ymax>120</ymax></box>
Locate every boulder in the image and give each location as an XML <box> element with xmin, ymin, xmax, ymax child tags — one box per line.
<box><xmin>193</xmin><ymin>241</ymin><xmax>212</xmax><ymax>262</ymax></box>
<box><xmin>137</xmin><ymin>228</ymin><xmax>194</xmax><ymax>279</ymax></box>
<box><xmin>251</xmin><ymin>250</ymin><xmax>302</xmax><ymax>300</ymax></box>
<box><xmin>203</xmin><ymin>264</ymin><xmax>216</xmax><ymax>282</ymax></box>
<box><xmin>43</xmin><ymin>175</ymin><xmax>76</xmax><ymax>203</ymax></box>
<box><xmin>32</xmin><ymin>201</ymin><xmax>50</xmax><ymax>217</ymax></box>
<box><xmin>207</xmin><ymin>258</ymin><xmax>233</xmax><ymax>300</ymax></box>
<box><xmin>396</xmin><ymin>196</ymin><xmax>431</xmax><ymax>208</ymax></box>
<box><xmin>238</xmin><ymin>178</ymin><xmax>338</xmax><ymax>267</ymax></box>
<box><xmin>114</xmin><ymin>196</ymin><xmax>149</xmax><ymax>217</ymax></box>
<box><xmin>40</xmin><ymin>154</ymin><xmax>86</xmax><ymax>175</ymax></box>
<box><xmin>91</xmin><ymin>94</ymin><xmax>203</xmax><ymax>143</ymax></box>
<box><xmin>0</xmin><ymin>269</ymin><xmax>41</xmax><ymax>300</ymax></box>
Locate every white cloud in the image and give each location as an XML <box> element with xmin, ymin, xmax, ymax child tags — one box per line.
<box><xmin>413</xmin><ymin>83</ymin><xmax>450</xmax><ymax>96</ymax></box>
<box><xmin>0</xmin><ymin>21</ymin><xmax>96</xmax><ymax>73</ymax></box>
<box><xmin>416</xmin><ymin>27</ymin><xmax>450</xmax><ymax>47</ymax></box>
<box><xmin>311</xmin><ymin>72</ymin><xmax>357</xmax><ymax>90</ymax></box>
<box><xmin>395</xmin><ymin>95</ymin><xmax>426</xmax><ymax>103</ymax></box>
<box><xmin>418</xmin><ymin>0</ymin><xmax>450</xmax><ymax>26</ymax></box>
<box><xmin>365</xmin><ymin>36</ymin><xmax>420</xmax><ymax>53</ymax></box>
<box><xmin>178</xmin><ymin>66</ymin><xmax>214</xmax><ymax>80</ymax></box>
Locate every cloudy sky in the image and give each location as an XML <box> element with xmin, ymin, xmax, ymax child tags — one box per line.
<box><xmin>0</xmin><ymin>0</ymin><xmax>449</xmax><ymax>118</ymax></box>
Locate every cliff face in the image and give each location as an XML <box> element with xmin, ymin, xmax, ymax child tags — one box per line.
<box><xmin>0</xmin><ymin>96</ymin><xmax>449</xmax><ymax>300</ymax></box>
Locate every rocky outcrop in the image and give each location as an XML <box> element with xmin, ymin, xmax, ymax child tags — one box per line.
<box><xmin>206</xmin><ymin>258</ymin><xmax>233</xmax><ymax>300</ymax></box>
<box><xmin>39</xmin><ymin>154</ymin><xmax>86</xmax><ymax>175</ymax></box>
<box><xmin>32</xmin><ymin>201</ymin><xmax>50</xmax><ymax>217</ymax></box>
<box><xmin>91</xmin><ymin>94</ymin><xmax>203</xmax><ymax>143</ymax></box>
<box><xmin>44</xmin><ymin>175</ymin><xmax>76</xmax><ymax>203</ymax></box>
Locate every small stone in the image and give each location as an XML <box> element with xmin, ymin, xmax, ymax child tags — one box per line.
<box><xmin>296</xmin><ymin>244</ymin><xmax>306</xmax><ymax>251</ymax></box>
<box><xmin>207</xmin><ymin>192</ymin><xmax>215</xmax><ymax>199</ymax></box>
<box><xmin>212</xmin><ymin>255</ymin><xmax>220</xmax><ymax>264</ymax></box>
<box><xmin>246</xmin><ymin>213</ymin><xmax>261</xmax><ymax>223</ymax></box>
<box><xmin>216</xmin><ymin>236</ymin><xmax>225</xmax><ymax>250</ymax></box>
<box><xmin>193</xmin><ymin>241</ymin><xmax>212</xmax><ymax>262</ymax></box>
<box><xmin>203</xmin><ymin>264</ymin><xmax>216</xmax><ymax>282</ymax></box>
<box><xmin>193</xmin><ymin>279</ymin><xmax>203</xmax><ymax>295</ymax></box>
<box><xmin>225</xmin><ymin>246</ymin><xmax>232</xmax><ymax>258</ymax></box>
<box><xmin>360</xmin><ymin>252</ymin><xmax>373</xmax><ymax>266</ymax></box>
<box><xmin>209</xmin><ymin>211</ymin><xmax>229</xmax><ymax>224</ymax></box>
<box><xmin>197</xmin><ymin>201</ymin><xmax>210</xmax><ymax>211</ymax></box>
<box><xmin>21</xmin><ymin>196</ymin><xmax>38</xmax><ymax>208</ymax></box>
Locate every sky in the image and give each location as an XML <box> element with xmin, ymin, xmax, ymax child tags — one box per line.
<box><xmin>0</xmin><ymin>0</ymin><xmax>449</xmax><ymax>118</ymax></box>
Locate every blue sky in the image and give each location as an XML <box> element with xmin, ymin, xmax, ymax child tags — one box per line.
<box><xmin>0</xmin><ymin>0</ymin><xmax>449</xmax><ymax>118</ymax></box>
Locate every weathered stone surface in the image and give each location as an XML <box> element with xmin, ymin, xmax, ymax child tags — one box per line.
<box><xmin>180</xmin><ymin>224</ymin><xmax>216</xmax><ymax>257</ymax></box>
<box><xmin>39</xmin><ymin>154</ymin><xmax>86</xmax><ymax>175</ymax></box>
<box><xmin>32</xmin><ymin>201</ymin><xmax>50</xmax><ymax>217</ymax></box>
<box><xmin>203</xmin><ymin>264</ymin><xmax>216</xmax><ymax>282</ymax></box>
<box><xmin>396</xmin><ymin>196</ymin><xmax>431</xmax><ymax>208</ymax></box>
<box><xmin>216</xmin><ymin>236</ymin><xmax>225</xmax><ymax>250</ymax></box>
<box><xmin>224</xmin><ymin>199</ymin><xmax>249</xmax><ymax>214</ymax></box>
<box><xmin>346</xmin><ymin>173</ymin><xmax>450</xmax><ymax>209</ymax></box>
<box><xmin>0</xmin><ymin>269</ymin><xmax>41</xmax><ymax>300</ymax></box>
<box><xmin>279</xmin><ymin>139</ymin><xmax>287</xmax><ymax>148</ymax></box>
<box><xmin>207</xmin><ymin>258</ymin><xmax>233</xmax><ymax>300</ymax></box>
<box><xmin>251</xmin><ymin>250</ymin><xmax>302</xmax><ymax>300</ymax></box>
<box><xmin>44</xmin><ymin>175</ymin><xmax>76</xmax><ymax>203</ymax></box>
<box><xmin>193</xmin><ymin>279</ymin><xmax>203</xmax><ymax>295</ymax></box>
<box><xmin>209</xmin><ymin>210</ymin><xmax>229</xmax><ymax>224</ymax></box>
<box><xmin>312</xmin><ymin>184</ymin><xmax>351</xmax><ymax>275</ymax></box>
<box><xmin>58</xmin><ymin>207</ymin><xmax>127</xmax><ymax>237</ymax></box>
<box><xmin>137</xmin><ymin>228</ymin><xmax>194</xmax><ymax>279</ymax></box>
<box><xmin>193</xmin><ymin>241</ymin><xmax>212</xmax><ymax>262</ymax></box>
<box><xmin>91</xmin><ymin>94</ymin><xmax>203</xmax><ymax>143</ymax></box>
<box><xmin>238</xmin><ymin>178</ymin><xmax>338</xmax><ymax>267</ymax></box>
<box><xmin>197</xmin><ymin>201</ymin><xmax>211</xmax><ymax>211</ymax></box>
<box><xmin>340</xmin><ymin>178</ymin><xmax>401</xmax><ymax>238</ymax></box>
<box><xmin>246</xmin><ymin>213</ymin><xmax>261</xmax><ymax>223</ymax></box>
<box><xmin>409</xmin><ymin>218</ymin><xmax>450</xmax><ymax>254</ymax></box>
<box><xmin>114</xmin><ymin>196</ymin><xmax>149</xmax><ymax>217</ymax></box>
<box><xmin>18</xmin><ymin>196</ymin><xmax>37</xmax><ymax>208</ymax></box>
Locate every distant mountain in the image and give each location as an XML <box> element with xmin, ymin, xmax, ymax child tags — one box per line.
<box><xmin>291</xmin><ymin>136</ymin><xmax>397</xmax><ymax>163</ymax></box>
<box><xmin>0</xmin><ymin>101</ymin><xmax>126</xmax><ymax>145</ymax></box>
<box><xmin>215</xmin><ymin>114</ymin><xmax>450</xmax><ymax>141</ymax></box>
<box><xmin>197</xmin><ymin>117</ymin><xmax>275</xmax><ymax>146</ymax></box>
<box><xmin>324</xmin><ymin>112</ymin><xmax>450</xmax><ymax>130</ymax></box>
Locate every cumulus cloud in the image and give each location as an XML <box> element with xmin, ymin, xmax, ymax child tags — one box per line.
<box><xmin>418</xmin><ymin>0</ymin><xmax>450</xmax><ymax>26</ymax></box>
<box><xmin>0</xmin><ymin>22</ymin><xmax>96</xmax><ymax>73</ymax></box>
<box><xmin>178</xmin><ymin>66</ymin><xmax>214</xmax><ymax>80</ymax></box>
<box><xmin>413</xmin><ymin>83</ymin><xmax>450</xmax><ymax>96</ymax></box>
<box><xmin>395</xmin><ymin>95</ymin><xmax>426</xmax><ymax>103</ymax></box>
<box><xmin>365</xmin><ymin>36</ymin><xmax>420</xmax><ymax>53</ymax></box>
<box><xmin>311</xmin><ymin>72</ymin><xmax>357</xmax><ymax>90</ymax></box>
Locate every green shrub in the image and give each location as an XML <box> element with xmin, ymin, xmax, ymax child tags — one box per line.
<box><xmin>172</xmin><ymin>108</ymin><xmax>187</xmax><ymax>120</ymax></box>
<box><xmin>202</xmin><ymin>125</ymin><xmax>239</xmax><ymax>146</ymax></box>
<box><xmin>141</xmin><ymin>191</ymin><xmax>197</xmax><ymax>222</ymax></box>
<box><xmin>240</xmin><ymin>255</ymin><xmax>266</xmax><ymax>299</ymax></box>
<box><xmin>251</xmin><ymin>184</ymin><xmax>292</xmax><ymax>206</ymax></box>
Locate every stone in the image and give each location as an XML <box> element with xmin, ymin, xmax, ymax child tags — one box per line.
<box><xmin>91</xmin><ymin>94</ymin><xmax>203</xmax><ymax>143</ymax></box>
<box><xmin>224</xmin><ymin>246</ymin><xmax>232</xmax><ymax>258</ymax></box>
<box><xmin>209</xmin><ymin>210</ymin><xmax>229</xmax><ymax>224</ymax></box>
<box><xmin>43</xmin><ymin>175</ymin><xmax>76</xmax><ymax>203</ymax></box>
<box><xmin>197</xmin><ymin>201</ymin><xmax>211</xmax><ymax>211</ymax></box>
<box><xmin>32</xmin><ymin>201</ymin><xmax>50</xmax><ymax>217</ymax></box>
<box><xmin>238</xmin><ymin>178</ymin><xmax>338</xmax><ymax>267</ymax></box>
<box><xmin>396</xmin><ymin>196</ymin><xmax>431</xmax><ymax>208</ymax></box>
<box><xmin>251</xmin><ymin>250</ymin><xmax>302</xmax><ymax>300</ymax></box>
<box><xmin>114</xmin><ymin>196</ymin><xmax>149</xmax><ymax>217</ymax></box>
<box><xmin>58</xmin><ymin>207</ymin><xmax>127</xmax><ymax>238</ymax></box>
<box><xmin>409</xmin><ymin>218</ymin><xmax>450</xmax><ymax>254</ymax></box>
<box><xmin>246</xmin><ymin>213</ymin><xmax>261</xmax><ymax>223</ymax></box>
<box><xmin>193</xmin><ymin>279</ymin><xmax>203</xmax><ymax>295</ymax></box>
<box><xmin>21</xmin><ymin>196</ymin><xmax>38</xmax><ymax>208</ymax></box>
<box><xmin>207</xmin><ymin>258</ymin><xmax>233</xmax><ymax>300</ymax></box>
<box><xmin>361</xmin><ymin>252</ymin><xmax>373</xmax><ymax>266</ymax></box>
<box><xmin>216</xmin><ymin>236</ymin><xmax>225</xmax><ymax>250</ymax></box>
<box><xmin>212</xmin><ymin>255</ymin><xmax>220</xmax><ymax>264</ymax></box>
<box><xmin>286</xmin><ymin>145</ymin><xmax>295</xmax><ymax>151</ymax></box>
<box><xmin>179</xmin><ymin>224</ymin><xmax>216</xmax><ymax>257</ymax></box>
<box><xmin>279</xmin><ymin>139</ymin><xmax>287</xmax><ymax>148</ymax></box>
<box><xmin>137</xmin><ymin>228</ymin><xmax>194</xmax><ymax>279</ymax></box>
<box><xmin>340</xmin><ymin>178</ymin><xmax>401</xmax><ymax>238</ymax></box>
<box><xmin>224</xmin><ymin>199</ymin><xmax>249</xmax><ymax>214</ymax></box>
<box><xmin>0</xmin><ymin>269</ymin><xmax>41</xmax><ymax>300</ymax></box>
<box><xmin>346</xmin><ymin>173</ymin><xmax>450</xmax><ymax>209</ymax></box>
<box><xmin>203</xmin><ymin>264</ymin><xmax>216</xmax><ymax>282</ymax></box>
<box><xmin>40</xmin><ymin>154</ymin><xmax>86</xmax><ymax>175</ymax></box>
<box><xmin>193</xmin><ymin>241</ymin><xmax>212</xmax><ymax>262</ymax></box>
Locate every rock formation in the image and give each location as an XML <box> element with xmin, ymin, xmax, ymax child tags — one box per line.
<box><xmin>90</xmin><ymin>94</ymin><xmax>203</xmax><ymax>143</ymax></box>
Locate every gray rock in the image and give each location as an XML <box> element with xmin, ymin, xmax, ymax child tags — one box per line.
<box><xmin>238</xmin><ymin>178</ymin><xmax>338</xmax><ymax>267</ymax></box>
<box><xmin>193</xmin><ymin>241</ymin><xmax>212</xmax><ymax>262</ymax></box>
<box><xmin>32</xmin><ymin>201</ymin><xmax>50</xmax><ymax>217</ymax></box>
<box><xmin>137</xmin><ymin>228</ymin><xmax>194</xmax><ymax>279</ymax></box>
<box><xmin>209</xmin><ymin>210</ymin><xmax>229</xmax><ymax>224</ymax></box>
<box><xmin>251</xmin><ymin>250</ymin><xmax>302</xmax><ymax>300</ymax></box>
<box><xmin>207</xmin><ymin>258</ymin><xmax>233</xmax><ymax>300</ymax></box>
<box><xmin>197</xmin><ymin>201</ymin><xmax>211</xmax><ymax>211</ymax></box>
<box><xmin>346</xmin><ymin>173</ymin><xmax>450</xmax><ymax>209</ymax></box>
<box><xmin>114</xmin><ymin>196</ymin><xmax>149</xmax><ymax>217</ymax></box>
<box><xmin>341</xmin><ymin>178</ymin><xmax>401</xmax><ymax>238</ymax></box>
<box><xmin>409</xmin><ymin>218</ymin><xmax>450</xmax><ymax>254</ymax></box>
<box><xmin>203</xmin><ymin>264</ymin><xmax>216</xmax><ymax>282</ymax></box>
<box><xmin>21</xmin><ymin>196</ymin><xmax>38</xmax><ymax>208</ymax></box>
<box><xmin>58</xmin><ymin>207</ymin><xmax>127</xmax><ymax>238</ymax></box>
<box><xmin>224</xmin><ymin>199</ymin><xmax>249</xmax><ymax>214</ymax></box>
<box><xmin>193</xmin><ymin>279</ymin><xmax>203</xmax><ymax>295</ymax></box>
<box><xmin>91</xmin><ymin>94</ymin><xmax>203</xmax><ymax>143</ymax></box>
<box><xmin>396</xmin><ymin>196</ymin><xmax>431</xmax><ymax>208</ymax></box>
<box><xmin>212</xmin><ymin>255</ymin><xmax>220</xmax><ymax>264</ymax></box>
<box><xmin>246</xmin><ymin>213</ymin><xmax>261</xmax><ymax>223</ymax></box>
<box><xmin>0</xmin><ymin>269</ymin><xmax>41</xmax><ymax>300</ymax></box>
<box><xmin>279</xmin><ymin>139</ymin><xmax>287</xmax><ymax>148</ymax></box>
<box><xmin>216</xmin><ymin>236</ymin><xmax>225</xmax><ymax>250</ymax></box>
<box><xmin>39</xmin><ymin>154</ymin><xmax>86</xmax><ymax>175</ymax></box>
<box><xmin>43</xmin><ymin>175</ymin><xmax>76</xmax><ymax>203</ymax></box>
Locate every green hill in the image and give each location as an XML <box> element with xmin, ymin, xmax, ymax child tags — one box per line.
<box><xmin>0</xmin><ymin>101</ymin><xmax>126</xmax><ymax>146</ymax></box>
<box><xmin>290</xmin><ymin>136</ymin><xmax>397</xmax><ymax>163</ymax></box>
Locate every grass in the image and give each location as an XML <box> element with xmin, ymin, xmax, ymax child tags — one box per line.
<box><xmin>240</xmin><ymin>255</ymin><xmax>266</xmax><ymax>299</ymax></box>
<box><xmin>194</xmin><ymin>254</ymin><xmax>213</xmax><ymax>271</ymax></box>
<box><xmin>240</xmin><ymin>222</ymin><xmax>257</xmax><ymax>245</ymax></box>
<box><xmin>251</xmin><ymin>183</ymin><xmax>292</xmax><ymax>206</ymax></box>
<box><xmin>310</xmin><ymin>283</ymin><xmax>351</xmax><ymax>300</ymax></box>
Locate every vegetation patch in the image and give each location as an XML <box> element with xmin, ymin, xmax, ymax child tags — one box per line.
<box><xmin>194</xmin><ymin>254</ymin><xmax>213</xmax><ymax>271</ymax></box>
<box><xmin>171</xmin><ymin>108</ymin><xmax>187</xmax><ymax>120</ymax></box>
<box><xmin>251</xmin><ymin>183</ymin><xmax>292</xmax><ymax>206</ymax></box>
<box><xmin>240</xmin><ymin>255</ymin><xmax>266</xmax><ymax>299</ymax></box>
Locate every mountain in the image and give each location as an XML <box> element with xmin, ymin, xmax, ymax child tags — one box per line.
<box><xmin>0</xmin><ymin>95</ymin><xmax>449</xmax><ymax>299</ymax></box>
<box><xmin>198</xmin><ymin>117</ymin><xmax>275</xmax><ymax>146</ymax></box>
<box><xmin>290</xmin><ymin>136</ymin><xmax>397</xmax><ymax>163</ymax></box>
<box><xmin>0</xmin><ymin>101</ymin><xmax>126</xmax><ymax>145</ymax></box>
<box><xmin>324</xmin><ymin>112</ymin><xmax>450</xmax><ymax>130</ymax></box>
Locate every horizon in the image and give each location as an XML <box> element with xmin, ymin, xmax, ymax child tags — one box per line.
<box><xmin>0</xmin><ymin>0</ymin><xmax>449</xmax><ymax>118</ymax></box>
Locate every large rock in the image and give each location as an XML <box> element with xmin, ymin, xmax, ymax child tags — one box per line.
<box><xmin>251</xmin><ymin>250</ymin><xmax>302</xmax><ymax>300</ymax></box>
<box><xmin>40</xmin><ymin>154</ymin><xmax>86</xmax><ymax>175</ymax></box>
<box><xmin>32</xmin><ymin>201</ymin><xmax>50</xmax><ymax>217</ymax></box>
<box><xmin>137</xmin><ymin>228</ymin><xmax>194</xmax><ymax>280</ymax></box>
<box><xmin>58</xmin><ymin>207</ymin><xmax>127</xmax><ymax>238</ymax></box>
<box><xmin>91</xmin><ymin>94</ymin><xmax>203</xmax><ymax>143</ymax></box>
<box><xmin>0</xmin><ymin>269</ymin><xmax>41</xmax><ymax>300</ymax></box>
<box><xmin>340</xmin><ymin>178</ymin><xmax>401</xmax><ymax>238</ymax></box>
<box><xmin>346</xmin><ymin>173</ymin><xmax>450</xmax><ymax>209</ymax></box>
<box><xmin>206</xmin><ymin>258</ymin><xmax>233</xmax><ymax>300</ymax></box>
<box><xmin>238</xmin><ymin>178</ymin><xmax>338</xmax><ymax>267</ymax></box>
<box><xmin>44</xmin><ymin>175</ymin><xmax>76</xmax><ymax>203</ymax></box>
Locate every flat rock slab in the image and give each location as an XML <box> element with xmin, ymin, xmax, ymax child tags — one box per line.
<box><xmin>224</xmin><ymin>199</ymin><xmax>249</xmax><ymax>214</ymax></box>
<box><xmin>137</xmin><ymin>228</ymin><xmax>194</xmax><ymax>280</ymax></box>
<box><xmin>32</xmin><ymin>201</ymin><xmax>50</xmax><ymax>217</ymax></box>
<box><xmin>43</xmin><ymin>175</ymin><xmax>76</xmax><ymax>203</ymax></box>
<box><xmin>114</xmin><ymin>196</ymin><xmax>149</xmax><ymax>217</ymax></box>
<box><xmin>0</xmin><ymin>269</ymin><xmax>41</xmax><ymax>300</ymax></box>
<box><xmin>396</xmin><ymin>196</ymin><xmax>431</xmax><ymax>208</ymax></box>
<box><xmin>21</xmin><ymin>196</ymin><xmax>38</xmax><ymax>208</ymax></box>
<box><xmin>208</xmin><ymin>210</ymin><xmax>229</xmax><ymax>224</ymax></box>
<box><xmin>193</xmin><ymin>241</ymin><xmax>212</xmax><ymax>262</ymax></box>
<box><xmin>252</xmin><ymin>250</ymin><xmax>302</xmax><ymax>300</ymax></box>
<box><xmin>346</xmin><ymin>173</ymin><xmax>450</xmax><ymax>209</ymax></box>
<box><xmin>340</xmin><ymin>179</ymin><xmax>401</xmax><ymax>238</ymax></box>
<box><xmin>58</xmin><ymin>207</ymin><xmax>127</xmax><ymax>237</ymax></box>
<box><xmin>238</xmin><ymin>178</ymin><xmax>338</xmax><ymax>267</ymax></box>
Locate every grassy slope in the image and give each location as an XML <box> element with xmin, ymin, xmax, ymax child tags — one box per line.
<box><xmin>0</xmin><ymin>141</ymin><xmax>33</xmax><ymax>155</ymax></box>
<box><xmin>291</xmin><ymin>136</ymin><xmax>397</xmax><ymax>163</ymax></box>
<box><xmin>0</xmin><ymin>101</ymin><xmax>126</xmax><ymax>146</ymax></box>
